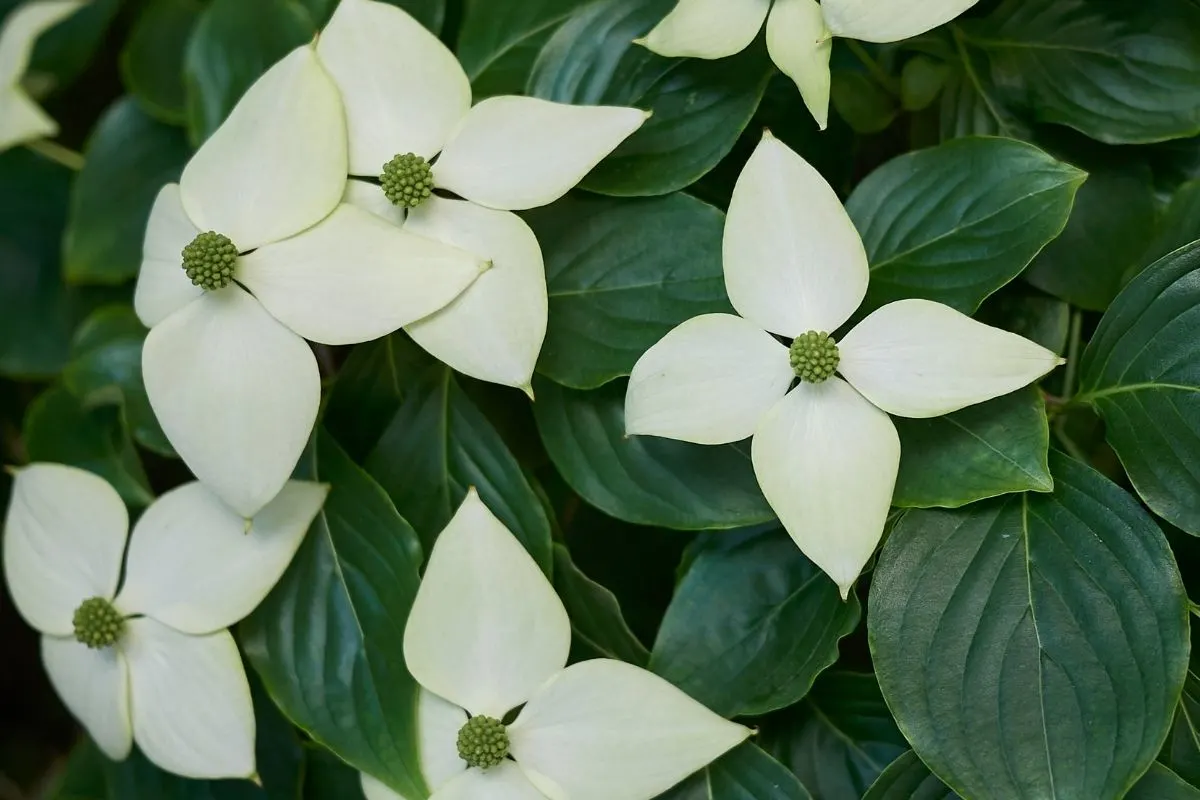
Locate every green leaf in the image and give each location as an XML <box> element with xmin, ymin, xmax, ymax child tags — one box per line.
<box><xmin>302</xmin><ymin>746</ymin><xmax>368</xmax><ymax>800</ymax></box>
<box><xmin>532</xmin><ymin>377</ymin><xmax>774</xmax><ymax>530</ymax></box>
<box><xmin>48</xmin><ymin>738</ymin><xmax>106</xmax><ymax>800</ymax></box>
<box><xmin>527</xmin><ymin>0</ymin><xmax>771</xmax><ymax>197</ymax></box>
<box><xmin>120</xmin><ymin>0</ymin><xmax>203</xmax><ymax>124</ymax></box>
<box><xmin>869</xmin><ymin>453</ymin><xmax>1189</xmax><ymax>800</ymax></box>
<box><xmin>976</xmin><ymin>286</ymin><xmax>1070</xmax><ymax>355</ymax></box>
<box><xmin>365</xmin><ymin>360</ymin><xmax>553</xmax><ymax>572</ymax></box>
<box><xmin>525</xmin><ymin>192</ymin><xmax>730</xmax><ymax>389</ymax></box>
<box><xmin>1160</xmin><ymin>668</ymin><xmax>1200</xmax><ymax>788</ymax></box>
<box><xmin>763</xmin><ymin>672</ymin><xmax>910</xmax><ymax>800</ymax></box>
<box><xmin>900</xmin><ymin>56</ymin><xmax>949</xmax><ymax>113</ymax></box>
<box><xmin>183</xmin><ymin>0</ymin><xmax>315</xmax><ymax>144</ymax></box>
<box><xmin>967</xmin><ymin>0</ymin><xmax>1200</xmax><ymax>144</ymax></box>
<box><xmin>1077</xmin><ymin>240</ymin><xmax>1200</xmax><ymax>535</ymax></box>
<box><xmin>553</xmin><ymin>543</ymin><xmax>649</xmax><ymax>666</ymax></box>
<box><xmin>657</xmin><ymin>742</ymin><xmax>814</xmax><ymax>800</ymax></box>
<box><xmin>24</xmin><ymin>385</ymin><xmax>153</xmax><ymax>507</ymax></box>
<box><xmin>64</xmin><ymin>98</ymin><xmax>191</xmax><ymax>285</ymax></box>
<box><xmin>845</xmin><ymin>137</ymin><xmax>1085</xmax><ymax>316</ymax></box>
<box><xmin>863</xmin><ymin>752</ymin><xmax>958</xmax><ymax>800</ymax></box>
<box><xmin>892</xmin><ymin>387</ymin><xmax>1052</xmax><ymax>509</ymax></box>
<box><xmin>1141</xmin><ymin>179</ymin><xmax>1200</xmax><ymax>273</ymax></box>
<box><xmin>241</xmin><ymin>431</ymin><xmax>429</xmax><ymax>800</ymax></box>
<box><xmin>938</xmin><ymin>33</ymin><xmax>1029</xmax><ymax>141</ymax></box>
<box><xmin>456</xmin><ymin>0</ymin><xmax>590</xmax><ymax>97</ymax></box>
<box><xmin>25</xmin><ymin>0</ymin><xmax>121</xmax><ymax>92</ymax></box>
<box><xmin>381</xmin><ymin>0</ymin><xmax>444</xmax><ymax>33</ymax></box>
<box><xmin>649</xmin><ymin>528</ymin><xmax>859</xmax><ymax>717</ymax></box>
<box><xmin>831</xmin><ymin>71</ymin><xmax>898</xmax><ymax>135</ymax></box>
<box><xmin>1126</xmin><ymin>764</ymin><xmax>1200</xmax><ymax>800</ymax></box>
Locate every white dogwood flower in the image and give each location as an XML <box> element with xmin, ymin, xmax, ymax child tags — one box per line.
<box><xmin>0</xmin><ymin>0</ymin><xmax>85</xmax><ymax>151</ymax></box>
<box><xmin>316</xmin><ymin>0</ymin><xmax>649</xmax><ymax>394</ymax></box>
<box><xmin>359</xmin><ymin>489</ymin><xmax>749</xmax><ymax>800</ymax></box>
<box><xmin>2</xmin><ymin>463</ymin><xmax>327</xmax><ymax>779</ymax></box>
<box><xmin>639</xmin><ymin>0</ymin><xmax>980</xmax><ymax>129</ymax></box>
<box><xmin>624</xmin><ymin>133</ymin><xmax>1062</xmax><ymax>598</ymax></box>
<box><xmin>134</xmin><ymin>43</ymin><xmax>486</xmax><ymax>517</ymax></box>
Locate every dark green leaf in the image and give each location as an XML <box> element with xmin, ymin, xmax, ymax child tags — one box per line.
<box><xmin>845</xmin><ymin>137</ymin><xmax>1085</xmax><ymax>315</ymax></box>
<box><xmin>456</xmin><ymin>0</ymin><xmax>590</xmax><ymax>97</ymax></box>
<box><xmin>1160</xmin><ymin>669</ymin><xmax>1200</xmax><ymax>787</ymax></box>
<box><xmin>938</xmin><ymin>33</ymin><xmax>1029</xmax><ymax>140</ymax></box>
<box><xmin>241</xmin><ymin>431</ymin><xmax>429</xmax><ymax>799</ymax></box>
<box><xmin>64</xmin><ymin>97</ymin><xmax>190</xmax><ymax>285</ymax></box>
<box><xmin>831</xmin><ymin>71</ymin><xmax>897</xmax><ymax>135</ymax></box>
<box><xmin>553</xmin><ymin>543</ymin><xmax>649</xmax><ymax>666</ymax></box>
<box><xmin>976</xmin><ymin>286</ymin><xmax>1070</xmax><ymax>355</ymax></box>
<box><xmin>1141</xmin><ymin>179</ymin><xmax>1200</xmax><ymax>272</ymax></box>
<box><xmin>302</xmin><ymin>746</ymin><xmax>367</xmax><ymax>800</ymax></box>
<box><xmin>900</xmin><ymin>56</ymin><xmax>948</xmax><ymax>113</ymax></box>
<box><xmin>1126</xmin><ymin>764</ymin><xmax>1200</xmax><ymax>800</ymax></box>
<box><xmin>525</xmin><ymin>192</ymin><xmax>730</xmax><ymax>389</ymax></box>
<box><xmin>863</xmin><ymin>752</ymin><xmax>958</xmax><ymax>800</ymax></box>
<box><xmin>533</xmin><ymin>377</ymin><xmax>774</xmax><ymax>530</ymax></box>
<box><xmin>650</xmin><ymin>529</ymin><xmax>859</xmax><ymax>717</ymax></box>
<box><xmin>968</xmin><ymin>0</ymin><xmax>1200</xmax><ymax>144</ymax></box>
<box><xmin>365</xmin><ymin>361</ymin><xmax>553</xmax><ymax>572</ymax></box>
<box><xmin>48</xmin><ymin>738</ymin><xmax>106</xmax><ymax>800</ymax></box>
<box><xmin>527</xmin><ymin>0</ymin><xmax>771</xmax><ymax>196</ymax></box>
<box><xmin>120</xmin><ymin>0</ymin><xmax>203</xmax><ymax>124</ymax></box>
<box><xmin>893</xmin><ymin>387</ymin><xmax>1052</xmax><ymax>509</ymax></box>
<box><xmin>24</xmin><ymin>385</ymin><xmax>153</xmax><ymax>507</ymax></box>
<box><xmin>183</xmin><ymin>0</ymin><xmax>315</xmax><ymax>144</ymax></box>
<box><xmin>657</xmin><ymin>742</ymin><xmax>814</xmax><ymax>800</ymax></box>
<box><xmin>870</xmin><ymin>453</ymin><xmax>1189</xmax><ymax>800</ymax></box>
<box><xmin>1077</xmin><ymin>240</ymin><xmax>1200</xmax><ymax>535</ymax></box>
<box><xmin>25</xmin><ymin>0</ymin><xmax>121</xmax><ymax>91</ymax></box>
<box><xmin>762</xmin><ymin>672</ymin><xmax>909</xmax><ymax>800</ymax></box>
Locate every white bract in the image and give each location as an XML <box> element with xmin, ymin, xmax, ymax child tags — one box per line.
<box><xmin>359</xmin><ymin>489</ymin><xmax>749</xmax><ymax>800</ymax></box>
<box><xmin>316</xmin><ymin>0</ymin><xmax>649</xmax><ymax>394</ymax></box>
<box><xmin>2</xmin><ymin>463</ymin><xmax>327</xmax><ymax>778</ymax></box>
<box><xmin>639</xmin><ymin>0</ymin><xmax>980</xmax><ymax>129</ymax></box>
<box><xmin>624</xmin><ymin>133</ymin><xmax>1062</xmax><ymax>598</ymax></box>
<box><xmin>134</xmin><ymin>43</ymin><xmax>486</xmax><ymax>518</ymax></box>
<box><xmin>0</xmin><ymin>0</ymin><xmax>84</xmax><ymax>151</ymax></box>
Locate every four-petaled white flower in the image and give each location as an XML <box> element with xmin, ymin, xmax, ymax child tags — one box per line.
<box><xmin>624</xmin><ymin>133</ymin><xmax>1062</xmax><ymax>597</ymax></box>
<box><xmin>639</xmin><ymin>0</ymin><xmax>980</xmax><ymax>129</ymax></box>
<box><xmin>0</xmin><ymin>0</ymin><xmax>84</xmax><ymax>151</ymax></box>
<box><xmin>315</xmin><ymin>0</ymin><xmax>650</xmax><ymax>394</ymax></box>
<box><xmin>359</xmin><ymin>489</ymin><xmax>749</xmax><ymax>800</ymax></box>
<box><xmin>2</xmin><ymin>463</ymin><xmax>327</xmax><ymax>778</ymax></box>
<box><xmin>134</xmin><ymin>43</ymin><xmax>487</xmax><ymax>518</ymax></box>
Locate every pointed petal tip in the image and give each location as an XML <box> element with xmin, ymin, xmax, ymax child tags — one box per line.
<box><xmin>248</xmin><ymin>772</ymin><xmax>263</xmax><ymax>787</ymax></box>
<box><xmin>521</xmin><ymin>383</ymin><xmax>536</xmax><ymax>401</ymax></box>
<box><xmin>838</xmin><ymin>582</ymin><xmax>853</xmax><ymax>601</ymax></box>
<box><xmin>632</xmin><ymin>36</ymin><xmax>649</xmax><ymax>47</ymax></box>
<box><xmin>761</xmin><ymin>127</ymin><xmax>775</xmax><ymax>140</ymax></box>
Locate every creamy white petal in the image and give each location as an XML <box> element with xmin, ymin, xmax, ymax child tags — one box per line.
<box><xmin>838</xmin><ymin>299</ymin><xmax>1064</xmax><ymax>419</ymax></box>
<box><xmin>125</xmin><ymin>619</ymin><xmax>255</xmax><ymax>779</ymax></box>
<box><xmin>404</xmin><ymin>198</ymin><xmax>546</xmax><ymax>391</ymax></box>
<box><xmin>42</xmin><ymin>635</ymin><xmax>131</xmax><ymax>760</ymax></box>
<box><xmin>766</xmin><ymin>0</ymin><xmax>833</xmax><ymax>130</ymax></box>
<box><xmin>114</xmin><ymin>481</ymin><xmax>328</xmax><ymax>634</ymax></box>
<box><xmin>417</xmin><ymin>690</ymin><xmax>469</xmax><ymax>791</ymax></box>
<box><xmin>823</xmin><ymin>0</ymin><xmax>980</xmax><ymax>43</ymax></box>
<box><xmin>724</xmin><ymin>132</ymin><xmax>868</xmax><ymax>337</ymax></box>
<box><xmin>0</xmin><ymin>86</ymin><xmax>57</xmax><ymax>150</ymax></box>
<box><xmin>638</xmin><ymin>0</ymin><xmax>770</xmax><ymax>59</ymax></box>
<box><xmin>509</xmin><ymin>659</ymin><xmax>750</xmax><ymax>800</ymax></box>
<box><xmin>751</xmin><ymin>379</ymin><xmax>899</xmax><ymax>597</ymax></box>
<box><xmin>625</xmin><ymin>314</ymin><xmax>793</xmax><ymax>445</ymax></box>
<box><xmin>180</xmin><ymin>45</ymin><xmax>346</xmax><ymax>251</ymax></box>
<box><xmin>434</xmin><ymin>96</ymin><xmax>648</xmax><ymax>211</ymax></box>
<box><xmin>4</xmin><ymin>464</ymin><xmax>128</xmax><ymax>636</ymax></box>
<box><xmin>133</xmin><ymin>183</ymin><xmax>203</xmax><ymax>327</ymax></box>
<box><xmin>403</xmin><ymin>489</ymin><xmax>569</xmax><ymax>718</ymax></box>
<box><xmin>430</xmin><ymin>762</ymin><xmax>545</xmax><ymax>800</ymax></box>
<box><xmin>343</xmin><ymin>178</ymin><xmax>407</xmax><ymax>227</ymax></box>
<box><xmin>317</xmin><ymin>0</ymin><xmax>470</xmax><ymax>174</ymax></box>
<box><xmin>142</xmin><ymin>286</ymin><xmax>320</xmax><ymax>518</ymax></box>
<box><xmin>0</xmin><ymin>0</ymin><xmax>84</xmax><ymax>83</ymax></box>
<box><xmin>239</xmin><ymin>203</ymin><xmax>485</xmax><ymax>346</ymax></box>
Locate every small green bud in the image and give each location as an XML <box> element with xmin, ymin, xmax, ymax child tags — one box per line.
<box><xmin>456</xmin><ymin>715</ymin><xmax>509</xmax><ymax>769</ymax></box>
<box><xmin>72</xmin><ymin>597</ymin><xmax>123</xmax><ymax>649</ymax></box>
<box><xmin>182</xmin><ymin>231</ymin><xmax>238</xmax><ymax>291</ymax></box>
<box><xmin>789</xmin><ymin>331</ymin><xmax>840</xmax><ymax>383</ymax></box>
<box><xmin>380</xmin><ymin>153</ymin><xmax>434</xmax><ymax>209</ymax></box>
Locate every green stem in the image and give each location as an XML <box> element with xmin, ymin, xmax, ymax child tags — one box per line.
<box><xmin>25</xmin><ymin>138</ymin><xmax>84</xmax><ymax>171</ymax></box>
<box><xmin>846</xmin><ymin>40</ymin><xmax>899</xmax><ymax>97</ymax></box>
<box><xmin>1053</xmin><ymin>418</ymin><xmax>1088</xmax><ymax>464</ymax></box>
<box><xmin>1061</xmin><ymin>309</ymin><xmax>1083</xmax><ymax>401</ymax></box>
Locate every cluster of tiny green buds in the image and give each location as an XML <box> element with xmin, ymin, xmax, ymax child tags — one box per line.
<box><xmin>72</xmin><ymin>597</ymin><xmax>124</xmax><ymax>649</ymax></box>
<box><xmin>789</xmin><ymin>331</ymin><xmax>840</xmax><ymax>383</ymax></box>
<box><xmin>380</xmin><ymin>153</ymin><xmax>434</xmax><ymax>208</ymax></box>
<box><xmin>456</xmin><ymin>715</ymin><xmax>509</xmax><ymax>769</ymax></box>
<box><xmin>182</xmin><ymin>231</ymin><xmax>238</xmax><ymax>290</ymax></box>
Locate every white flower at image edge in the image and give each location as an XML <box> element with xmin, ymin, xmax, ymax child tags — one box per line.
<box><xmin>624</xmin><ymin>133</ymin><xmax>1063</xmax><ymax>598</ymax></box>
<box><xmin>638</xmin><ymin>0</ymin><xmax>980</xmax><ymax>129</ymax></box>
<box><xmin>0</xmin><ymin>0</ymin><xmax>85</xmax><ymax>151</ymax></box>
<box><xmin>359</xmin><ymin>490</ymin><xmax>749</xmax><ymax>800</ymax></box>
<box><xmin>2</xmin><ymin>463</ymin><xmax>328</xmax><ymax>778</ymax></box>
<box><xmin>134</xmin><ymin>42</ymin><xmax>487</xmax><ymax>518</ymax></box>
<box><xmin>315</xmin><ymin>0</ymin><xmax>649</xmax><ymax>393</ymax></box>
